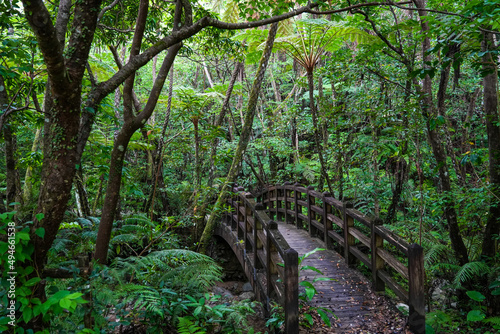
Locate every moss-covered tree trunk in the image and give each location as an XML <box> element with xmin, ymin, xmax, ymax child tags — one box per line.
<box><xmin>198</xmin><ymin>22</ymin><xmax>279</xmax><ymax>254</ymax></box>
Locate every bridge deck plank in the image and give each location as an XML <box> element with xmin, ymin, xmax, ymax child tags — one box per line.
<box><xmin>277</xmin><ymin>221</ymin><xmax>381</xmax><ymax>329</ymax></box>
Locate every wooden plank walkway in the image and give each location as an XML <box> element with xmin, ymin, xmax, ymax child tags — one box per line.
<box><xmin>277</xmin><ymin>220</ymin><xmax>377</xmax><ymax>330</ymax></box>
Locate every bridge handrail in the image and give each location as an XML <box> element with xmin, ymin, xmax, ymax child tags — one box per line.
<box><xmin>217</xmin><ymin>186</ymin><xmax>299</xmax><ymax>334</ymax></box>
<box><xmin>256</xmin><ymin>182</ymin><xmax>425</xmax><ymax>334</ymax></box>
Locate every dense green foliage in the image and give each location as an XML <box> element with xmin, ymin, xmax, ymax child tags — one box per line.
<box><xmin>0</xmin><ymin>0</ymin><xmax>499</xmax><ymax>332</ymax></box>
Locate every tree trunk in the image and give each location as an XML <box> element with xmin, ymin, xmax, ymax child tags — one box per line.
<box><xmin>1</xmin><ymin>76</ymin><xmax>21</xmax><ymax>210</ymax></box>
<box><xmin>307</xmin><ymin>70</ymin><xmax>333</xmax><ymax>193</ymax></box>
<box><xmin>208</xmin><ymin>61</ymin><xmax>242</xmax><ymax>187</ymax></box>
<box><xmin>481</xmin><ymin>31</ymin><xmax>500</xmax><ymax>260</ymax></box>
<box><xmin>412</xmin><ymin>0</ymin><xmax>468</xmax><ymax>265</ymax></box>
<box><xmin>146</xmin><ymin>62</ymin><xmax>175</xmax><ymax>215</ymax></box>
<box><xmin>198</xmin><ymin>22</ymin><xmax>279</xmax><ymax>254</ymax></box>
<box><xmin>94</xmin><ymin>42</ymin><xmax>182</xmax><ymax>264</ymax></box>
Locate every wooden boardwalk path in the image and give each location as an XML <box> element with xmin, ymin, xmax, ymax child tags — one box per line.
<box><xmin>215</xmin><ymin>185</ymin><xmax>424</xmax><ymax>333</ymax></box>
<box><xmin>278</xmin><ymin>220</ymin><xmax>374</xmax><ymax>330</ymax></box>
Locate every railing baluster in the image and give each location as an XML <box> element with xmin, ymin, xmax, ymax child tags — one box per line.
<box><xmin>371</xmin><ymin>218</ymin><xmax>385</xmax><ymax>292</ymax></box>
<box><xmin>283</xmin><ymin>182</ymin><xmax>292</xmax><ymax>224</ymax></box>
<box><xmin>254</xmin><ymin>202</ymin><xmax>264</xmax><ymax>271</ymax></box>
<box><xmin>277</xmin><ymin>185</ymin><xmax>284</xmax><ymax>222</ymax></box>
<box><xmin>343</xmin><ymin>203</ymin><xmax>356</xmax><ymax>266</ymax></box>
<box><xmin>323</xmin><ymin>192</ymin><xmax>332</xmax><ymax>248</ymax></box>
<box><xmin>306</xmin><ymin>186</ymin><xmax>314</xmax><ymax>236</ymax></box>
<box><xmin>294</xmin><ymin>183</ymin><xmax>300</xmax><ymax>228</ymax></box>
<box><xmin>266</xmin><ymin>220</ymin><xmax>278</xmax><ymax>309</ymax></box>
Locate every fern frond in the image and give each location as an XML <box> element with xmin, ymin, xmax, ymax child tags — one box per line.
<box><xmin>425</xmin><ymin>243</ymin><xmax>453</xmax><ymax>267</ymax></box>
<box><xmin>484</xmin><ymin>316</ymin><xmax>500</xmax><ymax>325</ymax></box>
<box><xmin>121</xmin><ymin>214</ymin><xmax>156</xmax><ymax>227</ymax></box>
<box><xmin>177</xmin><ymin>317</ymin><xmax>205</xmax><ymax>334</ymax></box>
<box><xmin>429</xmin><ymin>262</ymin><xmax>460</xmax><ymax>275</ymax></box>
<box><xmin>222</xmin><ymin>0</ymin><xmax>239</xmax><ymax>24</ymax></box>
<box><xmin>453</xmin><ymin>261</ymin><xmax>491</xmax><ymax>288</ymax></box>
<box><xmin>111</xmin><ymin>249</ymin><xmax>223</xmax><ymax>293</ymax></box>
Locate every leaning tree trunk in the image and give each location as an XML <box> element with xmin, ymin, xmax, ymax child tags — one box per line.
<box><xmin>198</xmin><ymin>22</ymin><xmax>279</xmax><ymax>254</ymax></box>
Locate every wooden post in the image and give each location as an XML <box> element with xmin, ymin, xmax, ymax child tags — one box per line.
<box><xmin>283</xmin><ymin>182</ymin><xmax>292</xmax><ymax>224</ymax></box>
<box><xmin>230</xmin><ymin>188</ymin><xmax>236</xmax><ymax>230</ymax></box>
<box><xmin>236</xmin><ymin>191</ymin><xmax>243</xmax><ymax>240</ymax></box>
<box><xmin>277</xmin><ymin>185</ymin><xmax>283</xmax><ymax>222</ymax></box>
<box><xmin>323</xmin><ymin>192</ymin><xmax>332</xmax><ymax>248</ymax></box>
<box><xmin>266</xmin><ymin>220</ymin><xmax>278</xmax><ymax>309</ymax></box>
<box><xmin>254</xmin><ymin>203</ymin><xmax>264</xmax><ymax>270</ymax></box>
<box><xmin>306</xmin><ymin>186</ymin><xmax>314</xmax><ymax>236</ymax></box>
<box><xmin>268</xmin><ymin>187</ymin><xmax>275</xmax><ymax>221</ymax></box>
<box><xmin>293</xmin><ymin>183</ymin><xmax>301</xmax><ymax>228</ymax></box>
<box><xmin>343</xmin><ymin>202</ymin><xmax>356</xmax><ymax>266</ymax></box>
<box><xmin>408</xmin><ymin>244</ymin><xmax>425</xmax><ymax>334</ymax></box>
<box><xmin>244</xmin><ymin>193</ymin><xmax>253</xmax><ymax>253</ymax></box>
<box><xmin>284</xmin><ymin>248</ymin><xmax>299</xmax><ymax>334</ymax></box>
<box><xmin>371</xmin><ymin>217</ymin><xmax>385</xmax><ymax>292</ymax></box>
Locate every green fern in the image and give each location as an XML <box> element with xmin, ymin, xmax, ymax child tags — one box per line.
<box><xmin>453</xmin><ymin>261</ymin><xmax>491</xmax><ymax>288</ymax></box>
<box><xmin>177</xmin><ymin>317</ymin><xmax>206</xmax><ymax>334</ymax></box>
<box><xmin>484</xmin><ymin>317</ymin><xmax>500</xmax><ymax>325</ymax></box>
<box><xmin>111</xmin><ymin>249</ymin><xmax>222</xmax><ymax>292</ymax></box>
<box><xmin>425</xmin><ymin>243</ymin><xmax>453</xmax><ymax>267</ymax></box>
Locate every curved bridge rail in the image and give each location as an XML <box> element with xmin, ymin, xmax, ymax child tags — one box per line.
<box><xmin>258</xmin><ymin>183</ymin><xmax>425</xmax><ymax>334</ymax></box>
<box><xmin>214</xmin><ymin>186</ymin><xmax>299</xmax><ymax>334</ymax></box>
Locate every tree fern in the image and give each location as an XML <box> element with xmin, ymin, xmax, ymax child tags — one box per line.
<box><xmin>270</xmin><ymin>18</ymin><xmax>375</xmax><ymax>73</ymax></box>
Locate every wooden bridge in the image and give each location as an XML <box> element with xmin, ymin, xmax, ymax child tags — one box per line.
<box><xmin>213</xmin><ymin>183</ymin><xmax>425</xmax><ymax>334</ymax></box>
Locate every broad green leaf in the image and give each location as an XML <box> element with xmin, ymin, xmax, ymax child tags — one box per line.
<box><xmin>300</xmin><ymin>265</ymin><xmax>323</xmax><ymax>275</ymax></box>
<box><xmin>35</xmin><ymin>227</ymin><xmax>45</xmax><ymax>238</ymax></box>
<box><xmin>467</xmin><ymin>310</ymin><xmax>486</xmax><ymax>322</ymax></box>
<box><xmin>59</xmin><ymin>298</ymin><xmax>72</xmax><ymax>309</ymax></box>
<box><xmin>317</xmin><ymin>308</ymin><xmax>332</xmax><ymax>327</ymax></box>
<box><xmin>466</xmin><ymin>290</ymin><xmax>486</xmax><ymax>302</ymax></box>
<box><xmin>24</xmin><ymin>277</ymin><xmax>41</xmax><ymax>287</ymax></box>
<box><xmin>305</xmin><ymin>287</ymin><xmax>315</xmax><ymax>300</ymax></box>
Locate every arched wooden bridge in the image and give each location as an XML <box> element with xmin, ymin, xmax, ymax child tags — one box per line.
<box><xmin>214</xmin><ymin>183</ymin><xmax>425</xmax><ymax>334</ymax></box>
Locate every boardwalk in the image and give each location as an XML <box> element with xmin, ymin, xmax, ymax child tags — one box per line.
<box><xmin>278</xmin><ymin>221</ymin><xmax>375</xmax><ymax>330</ymax></box>
<box><xmin>215</xmin><ymin>185</ymin><xmax>422</xmax><ymax>333</ymax></box>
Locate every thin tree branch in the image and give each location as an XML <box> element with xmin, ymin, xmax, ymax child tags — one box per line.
<box><xmin>306</xmin><ymin>1</ymin><xmax>412</xmax><ymax>15</ymax></box>
<box><xmin>98</xmin><ymin>24</ymin><xmax>134</xmax><ymax>33</ymax></box>
<box><xmin>366</xmin><ymin>67</ymin><xmax>416</xmax><ymax>96</ymax></box>
<box><xmin>98</xmin><ymin>0</ymin><xmax>122</xmax><ymax>22</ymax></box>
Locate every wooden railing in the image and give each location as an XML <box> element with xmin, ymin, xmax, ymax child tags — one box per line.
<box><xmin>257</xmin><ymin>183</ymin><xmax>425</xmax><ymax>334</ymax></box>
<box><xmin>215</xmin><ymin>186</ymin><xmax>299</xmax><ymax>334</ymax></box>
